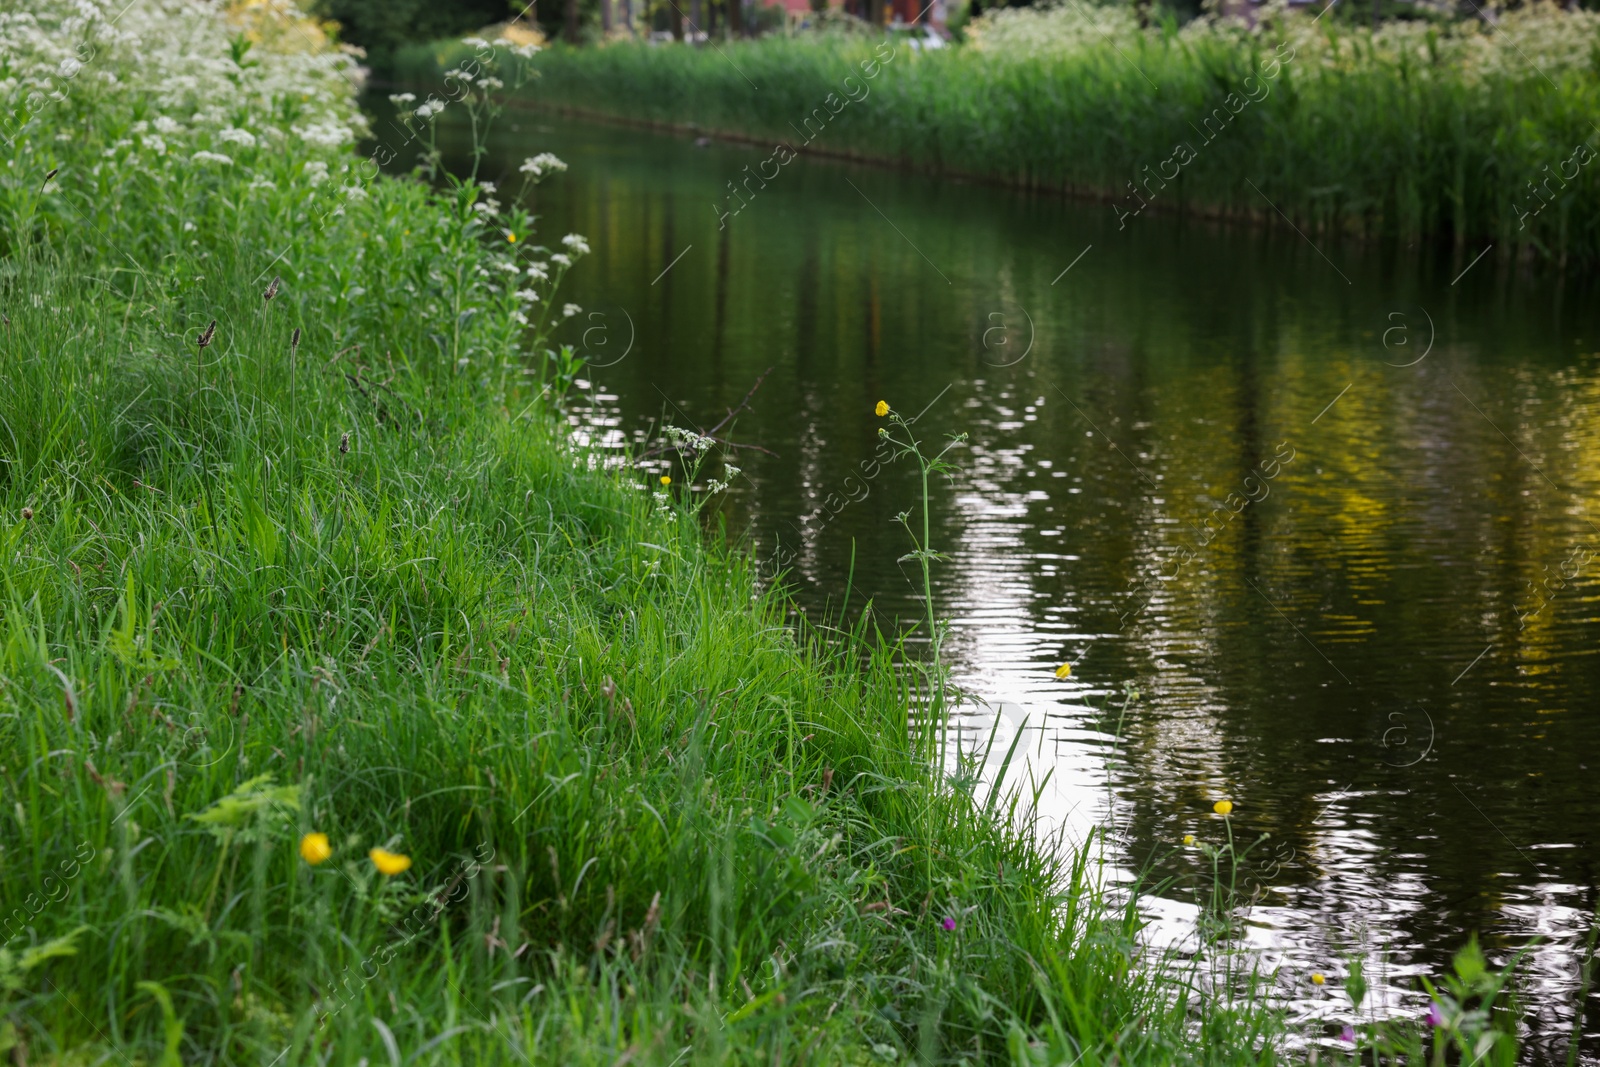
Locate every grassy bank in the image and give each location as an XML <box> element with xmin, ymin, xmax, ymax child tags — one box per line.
<box><xmin>0</xmin><ymin>2</ymin><xmax>1318</xmax><ymax>1064</ymax></box>
<box><xmin>414</xmin><ymin>3</ymin><xmax>1600</xmax><ymax>268</ymax></box>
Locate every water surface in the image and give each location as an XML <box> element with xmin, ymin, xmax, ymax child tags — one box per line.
<box><xmin>404</xmin><ymin>103</ymin><xmax>1600</xmax><ymax>1057</ymax></box>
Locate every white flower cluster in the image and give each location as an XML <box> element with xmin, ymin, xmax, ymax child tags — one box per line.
<box><xmin>519</xmin><ymin>152</ymin><xmax>567</xmax><ymax>178</ymax></box>
<box><xmin>0</xmin><ymin>0</ymin><xmax>369</xmax><ymax>178</ymax></box>
<box><xmin>663</xmin><ymin>426</ymin><xmax>717</xmax><ymax>453</ymax></box>
<box><xmin>561</xmin><ymin>233</ymin><xmax>590</xmax><ymax>255</ymax></box>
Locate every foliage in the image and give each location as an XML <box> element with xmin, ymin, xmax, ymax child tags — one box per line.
<box><xmin>311</xmin><ymin>0</ymin><xmax>514</xmax><ymax>64</ymax></box>
<box><xmin>499</xmin><ymin>1</ymin><xmax>1600</xmax><ymax>267</ymax></box>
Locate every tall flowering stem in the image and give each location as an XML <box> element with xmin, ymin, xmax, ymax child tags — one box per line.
<box><xmin>876</xmin><ymin>404</ymin><xmax>966</xmax><ymax>766</ymax></box>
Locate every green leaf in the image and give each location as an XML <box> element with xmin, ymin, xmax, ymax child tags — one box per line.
<box><xmin>1345</xmin><ymin>955</ymin><xmax>1367</xmax><ymax>1010</ymax></box>
<box><xmin>1452</xmin><ymin>933</ymin><xmax>1486</xmax><ymax>987</ymax></box>
<box><xmin>187</xmin><ymin>774</ymin><xmax>300</xmax><ymax>840</ymax></box>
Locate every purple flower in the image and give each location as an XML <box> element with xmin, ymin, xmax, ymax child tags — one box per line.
<box><xmin>1340</xmin><ymin>1026</ymin><xmax>1356</xmax><ymax>1044</ymax></box>
<box><xmin>1426</xmin><ymin>1001</ymin><xmax>1445</xmax><ymax>1027</ymax></box>
<box><xmin>941</xmin><ymin>916</ymin><xmax>956</xmax><ymax>931</ymax></box>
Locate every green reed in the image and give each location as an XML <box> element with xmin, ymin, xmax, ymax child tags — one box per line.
<box><xmin>431</xmin><ymin>4</ymin><xmax>1600</xmax><ymax>269</ymax></box>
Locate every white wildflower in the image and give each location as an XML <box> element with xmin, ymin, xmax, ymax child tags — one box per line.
<box><xmin>518</xmin><ymin>152</ymin><xmax>567</xmax><ymax>177</ymax></box>
<box><xmin>292</xmin><ymin>121</ymin><xmax>353</xmax><ymax>148</ymax></box>
<box><xmin>153</xmin><ymin>116</ymin><xmax>181</xmax><ymax>135</ymax></box>
<box><xmin>525</xmin><ymin>264</ymin><xmax>549</xmax><ymax>281</ymax></box>
<box><xmin>217</xmin><ymin>127</ymin><xmax>256</xmax><ymax>147</ymax></box>
<box><xmin>550</xmin><ymin>253</ymin><xmax>571</xmax><ymax>268</ymax></box>
<box><xmin>516</xmin><ymin>288</ymin><xmax>540</xmax><ymax>302</ymax></box>
<box><xmin>562</xmin><ymin>303</ymin><xmax>581</xmax><ymax>318</ymax></box>
<box><xmin>388</xmin><ymin>92</ymin><xmax>416</xmax><ymax>106</ymax></box>
<box><xmin>303</xmin><ymin>160</ymin><xmax>329</xmax><ymax>186</ymax></box>
<box><xmin>191</xmin><ymin>149</ymin><xmax>233</xmax><ymax>165</ymax></box>
<box><xmin>561</xmin><ymin>233</ymin><xmax>590</xmax><ymax>255</ymax></box>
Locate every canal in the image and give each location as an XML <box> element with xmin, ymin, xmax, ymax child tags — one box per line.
<box><xmin>403</xmin><ymin>102</ymin><xmax>1600</xmax><ymax>1054</ymax></box>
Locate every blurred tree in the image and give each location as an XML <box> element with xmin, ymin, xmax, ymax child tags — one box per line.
<box><xmin>314</xmin><ymin>0</ymin><xmax>512</xmax><ymax>60</ymax></box>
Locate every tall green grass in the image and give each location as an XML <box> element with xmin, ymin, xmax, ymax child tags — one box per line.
<box><xmin>0</xmin><ymin>2</ymin><xmax>1315</xmax><ymax>1063</ymax></box>
<box><xmin>430</xmin><ymin>2</ymin><xmax>1600</xmax><ymax>267</ymax></box>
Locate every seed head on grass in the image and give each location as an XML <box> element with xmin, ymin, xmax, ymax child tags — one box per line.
<box><xmin>369</xmin><ymin>848</ymin><xmax>411</xmax><ymax>876</ymax></box>
<box><xmin>20</xmin><ymin>507</ymin><xmax>33</xmax><ymax>521</ymax></box>
<box><xmin>290</xmin><ymin>327</ymin><xmax>301</xmax><ymax>349</ymax></box>
<box><xmin>264</xmin><ymin>276</ymin><xmax>281</xmax><ymax>302</ymax></box>
<box><xmin>339</xmin><ymin>433</ymin><xmax>349</xmax><ymax>454</ymax></box>
<box><xmin>197</xmin><ymin>319</ymin><xmax>217</xmax><ymax>350</ymax></box>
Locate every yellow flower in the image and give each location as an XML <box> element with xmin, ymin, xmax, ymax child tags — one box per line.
<box><xmin>1312</xmin><ymin>973</ymin><xmax>1326</xmax><ymax>985</ymax></box>
<box><xmin>874</xmin><ymin>400</ymin><xmax>889</xmax><ymax>417</ymax></box>
<box><xmin>506</xmin><ymin>232</ymin><xmax>517</xmax><ymax>243</ymax></box>
<box><xmin>369</xmin><ymin>848</ymin><xmax>412</xmax><ymax>876</ymax></box>
<box><xmin>659</xmin><ymin>475</ymin><xmax>671</xmax><ymax>487</ymax></box>
<box><xmin>1054</xmin><ymin>663</ymin><xmax>1071</xmax><ymax>679</ymax></box>
<box><xmin>299</xmin><ymin>832</ymin><xmax>331</xmax><ymax>865</ymax></box>
<box><xmin>1213</xmin><ymin>800</ymin><xmax>1233</xmax><ymax>816</ymax></box>
<box><xmin>1182</xmin><ymin>834</ymin><xmax>1195</xmax><ymax>846</ymax></box>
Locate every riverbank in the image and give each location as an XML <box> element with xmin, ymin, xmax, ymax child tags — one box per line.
<box><xmin>404</xmin><ymin>3</ymin><xmax>1600</xmax><ymax>269</ymax></box>
<box><xmin>0</xmin><ymin>2</ymin><xmax>1308</xmax><ymax>1064</ymax></box>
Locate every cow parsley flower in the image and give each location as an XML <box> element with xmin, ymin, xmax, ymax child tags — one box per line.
<box><xmin>518</xmin><ymin>152</ymin><xmax>567</xmax><ymax>177</ymax></box>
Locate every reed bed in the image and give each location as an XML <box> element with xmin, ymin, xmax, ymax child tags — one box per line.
<box><xmin>457</xmin><ymin>2</ymin><xmax>1600</xmax><ymax>267</ymax></box>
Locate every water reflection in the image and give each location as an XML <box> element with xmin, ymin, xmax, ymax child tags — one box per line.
<box><xmin>404</xmin><ymin>102</ymin><xmax>1600</xmax><ymax>1058</ymax></box>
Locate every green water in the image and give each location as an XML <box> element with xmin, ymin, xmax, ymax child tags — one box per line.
<box><xmin>403</xmin><ymin>104</ymin><xmax>1600</xmax><ymax>1052</ymax></box>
